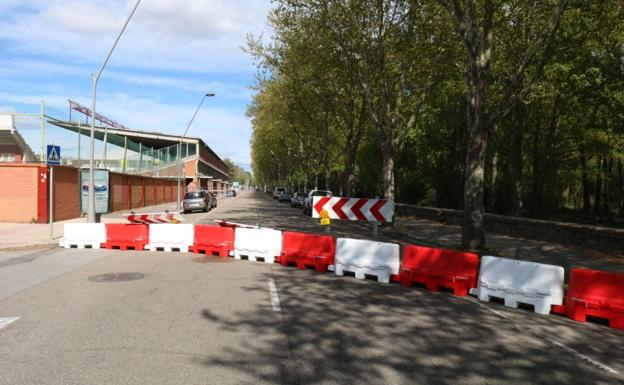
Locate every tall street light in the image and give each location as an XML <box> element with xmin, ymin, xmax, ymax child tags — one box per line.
<box><xmin>176</xmin><ymin>93</ymin><xmax>215</xmax><ymax>210</ymax></box>
<box><xmin>88</xmin><ymin>0</ymin><xmax>141</xmax><ymax>223</ymax></box>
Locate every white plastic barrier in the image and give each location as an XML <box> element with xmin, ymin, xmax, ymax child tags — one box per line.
<box><xmin>60</xmin><ymin>223</ymin><xmax>106</xmax><ymax>249</ymax></box>
<box><xmin>146</xmin><ymin>224</ymin><xmax>194</xmax><ymax>252</ymax></box>
<box><xmin>234</xmin><ymin>228</ymin><xmax>282</xmax><ymax>264</ymax></box>
<box><xmin>470</xmin><ymin>256</ymin><xmax>564</xmax><ymax>314</ymax></box>
<box><xmin>333</xmin><ymin>238</ymin><xmax>400</xmax><ymax>283</ymax></box>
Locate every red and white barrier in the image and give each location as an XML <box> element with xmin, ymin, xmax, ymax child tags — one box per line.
<box><xmin>125</xmin><ymin>212</ymin><xmax>184</xmax><ymax>224</ymax></box>
<box><xmin>102</xmin><ymin>223</ymin><xmax>149</xmax><ymax>251</ymax></box>
<box><xmin>190</xmin><ymin>225</ymin><xmax>235</xmax><ymax>257</ymax></box>
<box><xmin>552</xmin><ymin>268</ymin><xmax>624</xmax><ymax>329</ymax></box>
<box><xmin>60</xmin><ymin>223</ymin><xmax>106</xmax><ymax>249</ymax></box>
<box><xmin>333</xmin><ymin>238</ymin><xmax>400</xmax><ymax>283</ymax></box>
<box><xmin>234</xmin><ymin>228</ymin><xmax>282</xmax><ymax>264</ymax></box>
<box><xmin>470</xmin><ymin>256</ymin><xmax>564</xmax><ymax>315</ymax></box>
<box><xmin>63</xmin><ymin>216</ymin><xmax>624</xmax><ymax>331</ymax></box>
<box><xmin>312</xmin><ymin>197</ymin><xmax>394</xmax><ymax>222</ymax></box>
<box><xmin>146</xmin><ymin>224</ymin><xmax>194</xmax><ymax>252</ymax></box>
<box><xmin>280</xmin><ymin>231</ymin><xmax>335</xmax><ymax>272</ymax></box>
<box><xmin>399</xmin><ymin>245</ymin><xmax>479</xmax><ymax>296</ymax></box>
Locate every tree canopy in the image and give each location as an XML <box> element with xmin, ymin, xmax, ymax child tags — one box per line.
<box><xmin>247</xmin><ymin>0</ymin><xmax>624</xmax><ymax>248</ymax></box>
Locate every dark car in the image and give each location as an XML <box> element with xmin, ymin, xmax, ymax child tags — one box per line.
<box><xmin>291</xmin><ymin>192</ymin><xmax>306</xmax><ymax>208</ymax></box>
<box><xmin>183</xmin><ymin>190</ymin><xmax>210</xmax><ymax>213</ymax></box>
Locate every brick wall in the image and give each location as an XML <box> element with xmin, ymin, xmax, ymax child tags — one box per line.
<box><xmin>0</xmin><ymin>164</ymin><xmax>183</xmax><ymax>223</ymax></box>
<box><xmin>145</xmin><ymin>179</ymin><xmax>155</xmax><ymax>206</ymax></box>
<box><xmin>110</xmin><ymin>173</ymin><xmax>128</xmax><ymax>212</ymax></box>
<box><xmin>0</xmin><ymin>164</ymin><xmax>39</xmax><ymax>222</ymax></box>
<box><xmin>52</xmin><ymin>166</ymin><xmax>79</xmax><ymax>221</ymax></box>
<box><xmin>129</xmin><ymin>176</ymin><xmax>142</xmax><ymax>209</ymax></box>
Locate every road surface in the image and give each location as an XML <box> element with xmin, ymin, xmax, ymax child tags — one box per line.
<box><xmin>0</xmin><ymin>191</ymin><xmax>622</xmax><ymax>384</ymax></box>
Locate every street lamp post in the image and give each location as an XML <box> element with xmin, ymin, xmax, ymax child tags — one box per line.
<box><xmin>87</xmin><ymin>0</ymin><xmax>141</xmax><ymax>223</ymax></box>
<box><xmin>176</xmin><ymin>93</ymin><xmax>215</xmax><ymax>211</ymax></box>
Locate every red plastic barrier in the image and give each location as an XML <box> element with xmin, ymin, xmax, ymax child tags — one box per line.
<box><xmin>552</xmin><ymin>268</ymin><xmax>624</xmax><ymax>329</ymax></box>
<box><xmin>280</xmin><ymin>231</ymin><xmax>335</xmax><ymax>272</ymax></box>
<box><xmin>399</xmin><ymin>245</ymin><xmax>479</xmax><ymax>296</ymax></box>
<box><xmin>189</xmin><ymin>225</ymin><xmax>234</xmax><ymax>257</ymax></box>
<box><xmin>102</xmin><ymin>223</ymin><xmax>149</xmax><ymax>250</ymax></box>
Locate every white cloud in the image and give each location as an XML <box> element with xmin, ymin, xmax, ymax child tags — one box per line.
<box><xmin>104</xmin><ymin>71</ymin><xmax>253</xmax><ymax>99</ymax></box>
<box><xmin>0</xmin><ymin>0</ymin><xmax>269</xmax><ymax>167</ymax></box>
<box><xmin>0</xmin><ymin>0</ymin><xmax>273</xmax><ymax>74</ymax></box>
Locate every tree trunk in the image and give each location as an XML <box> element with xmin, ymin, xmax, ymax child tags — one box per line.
<box><xmin>580</xmin><ymin>148</ymin><xmax>590</xmax><ymax>216</ymax></box>
<box><xmin>603</xmin><ymin>157</ymin><xmax>612</xmax><ymax>217</ymax></box>
<box><xmin>512</xmin><ymin>114</ymin><xmax>524</xmax><ymax>216</ymax></box>
<box><xmin>344</xmin><ymin>160</ymin><xmax>356</xmax><ymax>197</ymax></box>
<box><xmin>618</xmin><ymin>159</ymin><xmax>623</xmax><ymax>215</ymax></box>
<box><xmin>381</xmin><ymin>140</ymin><xmax>395</xmax><ymax>200</ymax></box>
<box><xmin>462</xmin><ymin>63</ymin><xmax>487</xmax><ymax>250</ymax></box>
<box><xmin>594</xmin><ymin>156</ymin><xmax>602</xmax><ymax>215</ymax></box>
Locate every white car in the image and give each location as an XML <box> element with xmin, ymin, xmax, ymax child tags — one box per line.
<box><xmin>273</xmin><ymin>187</ymin><xmax>286</xmax><ymax>199</ymax></box>
<box><xmin>303</xmin><ymin>189</ymin><xmax>333</xmax><ymax>216</ymax></box>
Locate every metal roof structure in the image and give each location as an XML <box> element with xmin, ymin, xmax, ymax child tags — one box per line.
<box><xmin>47</xmin><ymin>118</ymin><xmax>226</xmax><ymax>165</ymax></box>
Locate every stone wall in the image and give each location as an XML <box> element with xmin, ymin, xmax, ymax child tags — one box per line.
<box><xmin>396</xmin><ymin>204</ymin><xmax>624</xmax><ymax>253</ymax></box>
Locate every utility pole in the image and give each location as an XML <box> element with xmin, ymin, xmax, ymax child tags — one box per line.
<box><xmin>87</xmin><ymin>0</ymin><xmax>141</xmax><ymax>223</ymax></box>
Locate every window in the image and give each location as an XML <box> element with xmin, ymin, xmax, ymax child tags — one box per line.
<box><xmin>0</xmin><ymin>153</ymin><xmax>16</xmax><ymax>162</ymax></box>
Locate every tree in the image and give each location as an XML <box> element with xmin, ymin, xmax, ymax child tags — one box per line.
<box><xmin>438</xmin><ymin>0</ymin><xmax>570</xmax><ymax>249</ymax></box>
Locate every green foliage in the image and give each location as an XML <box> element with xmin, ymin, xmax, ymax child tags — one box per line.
<box><xmin>247</xmin><ymin>0</ymin><xmax>624</xmax><ymax>225</ymax></box>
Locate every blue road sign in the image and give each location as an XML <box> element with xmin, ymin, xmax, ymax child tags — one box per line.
<box><xmin>46</xmin><ymin>145</ymin><xmax>61</xmax><ymax>165</ymax></box>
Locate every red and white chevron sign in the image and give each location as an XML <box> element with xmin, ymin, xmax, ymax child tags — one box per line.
<box><xmin>124</xmin><ymin>212</ymin><xmax>185</xmax><ymax>224</ymax></box>
<box><xmin>312</xmin><ymin>197</ymin><xmax>394</xmax><ymax>222</ymax></box>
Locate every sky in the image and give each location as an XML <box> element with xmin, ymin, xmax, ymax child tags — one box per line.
<box><xmin>0</xmin><ymin>0</ymin><xmax>274</xmax><ymax>170</ymax></box>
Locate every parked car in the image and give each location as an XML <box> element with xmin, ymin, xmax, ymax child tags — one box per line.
<box><xmin>278</xmin><ymin>191</ymin><xmax>292</xmax><ymax>203</ymax></box>
<box><xmin>291</xmin><ymin>192</ymin><xmax>307</xmax><ymax>208</ymax></box>
<box><xmin>208</xmin><ymin>192</ymin><xmax>217</xmax><ymax>209</ymax></box>
<box><xmin>183</xmin><ymin>190</ymin><xmax>210</xmax><ymax>213</ymax></box>
<box><xmin>273</xmin><ymin>187</ymin><xmax>286</xmax><ymax>199</ymax></box>
<box><xmin>226</xmin><ymin>189</ymin><xmax>237</xmax><ymax>197</ymax></box>
<box><xmin>303</xmin><ymin>189</ymin><xmax>333</xmax><ymax>215</ymax></box>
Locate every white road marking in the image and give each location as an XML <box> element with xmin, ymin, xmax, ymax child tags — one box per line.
<box><xmin>461</xmin><ymin>296</ymin><xmax>619</xmax><ymax>377</ymax></box>
<box><xmin>547</xmin><ymin>338</ymin><xmax>619</xmax><ymax>375</ymax></box>
<box><xmin>0</xmin><ymin>317</ymin><xmax>19</xmax><ymax>330</ymax></box>
<box><xmin>267</xmin><ymin>278</ymin><xmax>281</xmax><ymax>312</ymax></box>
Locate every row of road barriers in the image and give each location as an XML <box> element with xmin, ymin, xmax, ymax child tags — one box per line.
<box><xmin>60</xmin><ymin>223</ymin><xmax>624</xmax><ymax>330</ymax></box>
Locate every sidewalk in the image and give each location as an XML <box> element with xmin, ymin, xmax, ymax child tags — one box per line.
<box><xmin>0</xmin><ymin>196</ymin><xmax>232</xmax><ymax>250</ymax></box>
<box><xmin>0</xmin><ymin>203</ymin><xmax>177</xmax><ymax>251</ymax></box>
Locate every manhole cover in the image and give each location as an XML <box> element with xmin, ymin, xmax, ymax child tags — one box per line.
<box><xmin>192</xmin><ymin>256</ymin><xmax>232</xmax><ymax>264</ymax></box>
<box><xmin>88</xmin><ymin>272</ymin><xmax>145</xmax><ymax>282</ymax></box>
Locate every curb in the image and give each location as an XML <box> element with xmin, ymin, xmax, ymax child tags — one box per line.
<box><xmin>0</xmin><ymin>242</ymin><xmax>59</xmax><ymax>252</ymax></box>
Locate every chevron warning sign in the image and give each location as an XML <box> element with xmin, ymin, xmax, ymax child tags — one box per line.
<box><xmin>312</xmin><ymin>197</ymin><xmax>394</xmax><ymax>222</ymax></box>
<box><xmin>124</xmin><ymin>212</ymin><xmax>185</xmax><ymax>224</ymax></box>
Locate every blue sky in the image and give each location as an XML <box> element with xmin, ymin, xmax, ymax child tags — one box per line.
<box><xmin>0</xmin><ymin>0</ymin><xmax>273</xmax><ymax>170</ymax></box>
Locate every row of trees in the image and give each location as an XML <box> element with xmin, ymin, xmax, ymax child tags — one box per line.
<box><xmin>246</xmin><ymin>0</ymin><xmax>624</xmax><ymax>249</ymax></box>
<box><xmin>223</xmin><ymin>159</ymin><xmax>252</xmax><ymax>186</ymax></box>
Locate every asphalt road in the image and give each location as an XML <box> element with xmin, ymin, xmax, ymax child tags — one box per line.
<box><xmin>0</xmin><ymin>191</ymin><xmax>622</xmax><ymax>385</ymax></box>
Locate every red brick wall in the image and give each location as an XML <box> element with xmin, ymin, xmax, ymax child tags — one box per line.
<box><xmin>0</xmin><ymin>164</ymin><xmax>182</xmax><ymax>222</ymax></box>
<box><xmin>110</xmin><ymin>173</ymin><xmax>128</xmax><ymax>212</ymax></box>
<box><xmin>0</xmin><ymin>165</ymin><xmax>39</xmax><ymax>222</ymax></box>
<box><xmin>130</xmin><ymin>176</ymin><xmax>143</xmax><ymax>209</ymax></box>
<box><xmin>52</xmin><ymin>166</ymin><xmax>79</xmax><ymax>221</ymax></box>
<box><xmin>145</xmin><ymin>179</ymin><xmax>155</xmax><ymax>206</ymax></box>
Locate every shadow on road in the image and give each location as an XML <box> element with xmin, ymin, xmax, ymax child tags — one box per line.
<box><xmin>197</xmin><ymin>267</ymin><xmax>622</xmax><ymax>385</ymax></box>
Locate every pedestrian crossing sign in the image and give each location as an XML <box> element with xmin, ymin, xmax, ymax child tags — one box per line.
<box><xmin>46</xmin><ymin>145</ymin><xmax>61</xmax><ymax>165</ymax></box>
